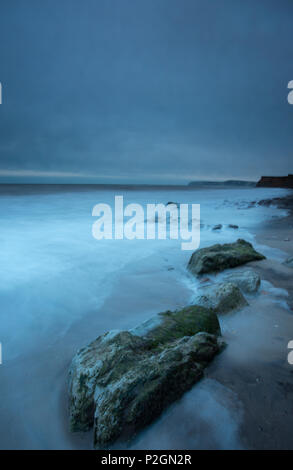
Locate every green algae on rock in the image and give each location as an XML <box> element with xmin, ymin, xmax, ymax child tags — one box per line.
<box><xmin>68</xmin><ymin>305</ymin><xmax>223</xmax><ymax>448</ymax></box>
<box><xmin>188</xmin><ymin>239</ymin><xmax>265</xmax><ymax>276</ymax></box>
<box><xmin>130</xmin><ymin>304</ymin><xmax>221</xmax><ymax>347</ymax></box>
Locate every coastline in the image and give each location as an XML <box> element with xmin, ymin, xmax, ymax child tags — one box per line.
<box><xmin>254</xmin><ymin>192</ymin><xmax>293</xmax><ymax>309</ymax></box>
<box><xmin>205</xmin><ymin>191</ymin><xmax>293</xmax><ymax>449</ymax></box>
<box><xmin>64</xmin><ymin>190</ymin><xmax>293</xmax><ymax>450</ymax></box>
<box><xmin>0</xmin><ymin>187</ymin><xmax>292</xmax><ymax>449</ymax></box>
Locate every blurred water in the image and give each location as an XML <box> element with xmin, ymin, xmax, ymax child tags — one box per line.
<box><xmin>0</xmin><ymin>185</ymin><xmax>290</xmax><ymax>449</ymax></box>
<box><xmin>0</xmin><ymin>186</ymin><xmax>288</xmax><ymax>360</ymax></box>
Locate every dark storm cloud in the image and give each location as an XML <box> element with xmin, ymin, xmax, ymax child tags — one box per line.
<box><xmin>0</xmin><ymin>0</ymin><xmax>292</xmax><ymax>183</ymax></box>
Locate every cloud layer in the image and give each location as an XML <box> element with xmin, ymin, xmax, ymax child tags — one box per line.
<box><xmin>0</xmin><ymin>0</ymin><xmax>292</xmax><ymax>183</ymax></box>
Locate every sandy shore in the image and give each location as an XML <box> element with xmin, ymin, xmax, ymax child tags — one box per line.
<box><xmin>205</xmin><ymin>192</ymin><xmax>293</xmax><ymax>449</ymax></box>
<box><xmin>254</xmin><ymin>194</ymin><xmax>293</xmax><ymax>310</ymax></box>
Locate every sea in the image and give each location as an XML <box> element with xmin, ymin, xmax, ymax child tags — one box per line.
<box><xmin>0</xmin><ymin>184</ymin><xmax>290</xmax><ymax>449</ymax></box>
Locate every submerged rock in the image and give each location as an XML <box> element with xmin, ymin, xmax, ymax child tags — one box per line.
<box><xmin>284</xmin><ymin>256</ymin><xmax>293</xmax><ymax>268</ymax></box>
<box><xmin>223</xmin><ymin>269</ymin><xmax>261</xmax><ymax>293</ymax></box>
<box><xmin>193</xmin><ymin>282</ymin><xmax>248</xmax><ymax>314</ymax></box>
<box><xmin>68</xmin><ymin>305</ymin><xmax>222</xmax><ymax>448</ymax></box>
<box><xmin>188</xmin><ymin>239</ymin><xmax>265</xmax><ymax>275</ymax></box>
<box><xmin>166</xmin><ymin>201</ymin><xmax>179</xmax><ymax>207</ymax></box>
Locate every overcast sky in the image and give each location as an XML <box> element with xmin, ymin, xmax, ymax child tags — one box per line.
<box><xmin>0</xmin><ymin>0</ymin><xmax>292</xmax><ymax>184</ymax></box>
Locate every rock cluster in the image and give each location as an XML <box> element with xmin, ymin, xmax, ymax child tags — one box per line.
<box><xmin>68</xmin><ymin>239</ymin><xmax>265</xmax><ymax>448</ymax></box>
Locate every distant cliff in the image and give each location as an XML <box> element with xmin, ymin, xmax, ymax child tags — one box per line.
<box><xmin>256</xmin><ymin>174</ymin><xmax>293</xmax><ymax>188</ymax></box>
<box><xmin>188</xmin><ymin>180</ymin><xmax>256</xmax><ymax>188</ymax></box>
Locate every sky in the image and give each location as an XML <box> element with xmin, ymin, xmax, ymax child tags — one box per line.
<box><xmin>0</xmin><ymin>0</ymin><xmax>292</xmax><ymax>184</ymax></box>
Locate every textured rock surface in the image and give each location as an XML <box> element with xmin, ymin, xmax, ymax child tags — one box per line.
<box><xmin>188</xmin><ymin>239</ymin><xmax>265</xmax><ymax>275</ymax></box>
<box><xmin>223</xmin><ymin>269</ymin><xmax>261</xmax><ymax>293</ymax></box>
<box><xmin>93</xmin><ymin>332</ymin><xmax>222</xmax><ymax>448</ymax></box>
<box><xmin>193</xmin><ymin>282</ymin><xmax>248</xmax><ymax>314</ymax></box>
<box><xmin>130</xmin><ymin>304</ymin><xmax>221</xmax><ymax>345</ymax></box>
<box><xmin>68</xmin><ymin>305</ymin><xmax>222</xmax><ymax>448</ymax></box>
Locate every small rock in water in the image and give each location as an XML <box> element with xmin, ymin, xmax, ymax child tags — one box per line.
<box><xmin>212</xmin><ymin>224</ymin><xmax>222</xmax><ymax>231</ymax></box>
<box><xmin>223</xmin><ymin>269</ymin><xmax>261</xmax><ymax>293</ymax></box>
<box><xmin>228</xmin><ymin>224</ymin><xmax>239</xmax><ymax>229</ymax></box>
<box><xmin>200</xmin><ymin>277</ymin><xmax>211</xmax><ymax>284</ymax></box>
<box><xmin>193</xmin><ymin>282</ymin><xmax>248</xmax><ymax>314</ymax></box>
<box><xmin>284</xmin><ymin>256</ymin><xmax>293</xmax><ymax>268</ymax></box>
<box><xmin>166</xmin><ymin>201</ymin><xmax>179</xmax><ymax>207</ymax></box>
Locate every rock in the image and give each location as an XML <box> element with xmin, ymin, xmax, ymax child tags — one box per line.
<box><xmin>223</xmin><ymin>269</ymin><xmax>261</xmax><ymax>293</ymax></box>
<box><xmin>68</xmin><ymin>305</ymin><xmax>222</xmax><ymax>448</ymax></box>
<box><xmin>212</xmin><ymin>224</ymin><xmax>222</xmax><ymax>230</ymax></box>
<box><xmin>193</xmin><ymin>282</ymin><xmax>248</xmax><ymax>314</ymax></box>
<box><xmin>68</xmin><ymin>330</ymin><xmax>142</xmax><ymax>433</ymax></box>
<box><xmin>200</xmin><ymin>277</ymin><xmax>211</xmax><ymax>284</ymax></box>
<box><xmin>130</xmin><ymin>304</ymin><xmax>221</xmax><ymax>344</ymax></box>
<box><xmin>93</xmin><ymin>333</ymin><xmax>222</xmax><ymax>448</ymax></box>
<box><xmin>256</xmin><ymin>175</ymin><xmax>293</xmax><ymax>189</ymax></box>
<box><xmin>284</xmin><ymin>256</ymin><xmax>293</xmax><ymax>268</ymax></box>
<box><xmin>188</xmin><ymin>239</ymin><xmax>265</xmax><ymax>275</ymax></box>
<box><xmin>228</xmin><ymin>224</ymin><xmax>239</xmax><ymax>229</ymax></box>
<box><xmin>166</xmin><ymin>201</ymin><xmax>179</xmax><ymax>207</ymax></box>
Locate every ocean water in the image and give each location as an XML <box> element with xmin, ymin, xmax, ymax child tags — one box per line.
<box><xmin>0</xmin><ymin>185</ymin><xmax>290</xmax><ymax>449</ymax></box>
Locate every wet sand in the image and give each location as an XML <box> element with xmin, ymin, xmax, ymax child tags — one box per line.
<box><xmin>206</xmin><ymin>192</ymin><xmax>293</xmax><ymax>449</ymax></box>
<box><xmin>132</xmin><ymin>191</ymin><xmax>293</xmax><ymax>450</ymax></box>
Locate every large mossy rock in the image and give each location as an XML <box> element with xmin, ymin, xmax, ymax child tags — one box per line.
<box><xmin>193</xmin><ymin>282</ymin><xmax>248</xmax><ymax>314</ymax></box>
<box><xmin>188</xmin><ymin>239</ymin><xmax>265</xmax><ymax>275</ymax></box>
<box><xmin>93</xmin><ymin>333</ymin><xmax>220</xmax><ymax>448</ymax></box>
<box><xmin>68</xmin><ymin>305</ymin><xmax>222</xmax><ymax>448</ymax></box>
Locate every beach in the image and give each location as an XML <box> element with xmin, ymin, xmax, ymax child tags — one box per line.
<box><xmin>199</xmin><ymin>193</ymin><xmax>293</xmax><ymax>450</ymax></box>
<box><xmin>239</xmin><ymin>194</ymin><xmax>293</xmax><ymax>449</ymax></box>
<box><xmin>0</xmin><ymin>185</ymin><xmax>292</xmax><ymax>449</ymax></box>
